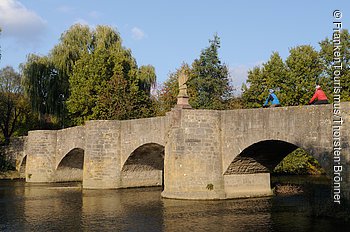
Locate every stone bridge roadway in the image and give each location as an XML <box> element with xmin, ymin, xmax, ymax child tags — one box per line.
<box><xmin>20</xmin><ymin>102</ymin><xmax>350</xmax><ymax>200</ymax></box>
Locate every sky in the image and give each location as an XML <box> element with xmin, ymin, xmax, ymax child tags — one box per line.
<box><xmin>0</xmin><ymin>0</ymin><xmax>349</xmax><ymax>93</ymax></box>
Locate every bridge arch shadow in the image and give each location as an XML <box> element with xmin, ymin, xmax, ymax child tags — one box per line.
<box><xmin>121</xmin><ymin>143</ymin><xmax>164</xmax><ymax>188</ymax></box>
<box><xmin>223</xmin><ymin>139</ymin><xmax>329</xmax><ymax>198</ymax></box>
<box><xmin>56</xmin><ymin>148</ymin><xmax>84</xmax><ymax>182</ymax></box>
<box><xmin>18</xmin><ymin>155</ymin><xmax>27</xmax><ymax>179</ymax></box>
<box><xmin>224</xmin><ymin>140</ymin><xmax>300</xmax><ymax>175</ymax></box>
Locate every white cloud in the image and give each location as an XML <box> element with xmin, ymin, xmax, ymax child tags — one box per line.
<box><xmin>0</xmin><ymin>0</ymin><xmax>46</xmax><ymax>42</ymax></box>
<box><xmin>131</xmin><ymin>27</ymin><xmax>146</xmax><ymax>40</ymax></box>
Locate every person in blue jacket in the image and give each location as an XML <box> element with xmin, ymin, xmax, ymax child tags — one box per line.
<box><xmin>263</xmin><ymin>89</ymin><xmax>280</xmax><ymax>107</ymax></box>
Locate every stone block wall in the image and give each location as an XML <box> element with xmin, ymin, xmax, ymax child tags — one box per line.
<box><xmin>224</xmin><ymin>173</ymin><xmax>272</xmax><ymax>198</ymax></box>
<box><xmin>120</xmin><ymin>170</ymin><xmax>163</xmax><ymax>188</ymax></box>
<box><xmin>162</xmin><ymin>104</ymin><xmax>350</xmax><ymax>200</ymax></box>
<box><xmin>56</xmin><ymin>126</ymin><xmax>85</xmax><ymax>168</ymax></box>
<box><xmin>26</xmin><ymin>130</ymin><xmax>57</xmax><ymax>182</ymax></box>
<box><xmin>55</xmin><ymin>148</ymin><xmax>84</xmax><ymax>182</ymax></box>
<box><xmin>0</xmin><ymin>136</ymin><xmax>27</xmax><ymax>170</ymax></box>
<box><xmin>83</xmin><ymin>120</ymin><xmax>121</xmax><ymax>189</ymax></box>
<box><xmin>119</xmin><ymin>116</ymin><xmax>167</xmax><ymax>166</ymax></box>
<box><xmin>82</xmin><ymin>117</ymin><xmax>168</xmax><ymax>189</ymax></box>
<box><xmin>162</xmin><ymin>109</ymin><xmax>226</xmax><ymax>199</ymax></box>
<box><xmin>220</xmin><ymin>104</ymin><xmax>333</xmax><ymax>175</ymax></box>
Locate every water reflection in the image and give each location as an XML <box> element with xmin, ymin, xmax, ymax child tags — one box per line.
<box><xmin>82</xmin><ymin>188</ymin><xmax>164</xmax><ymax>231</ymax></box>
<box><xmin>162</xmin><ymin>198</ymin><xmax>274</xmax><ymax>232</ymax></box>
<box><xmin>0</xmin><ymin>178</ymin><xmax>349</xmax><ymax>232</ymax></box>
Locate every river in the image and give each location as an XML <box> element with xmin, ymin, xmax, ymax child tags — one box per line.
<box><xmin>0</xmin><ymin>176</ymin><xmax>349</xmax><ymax>232</ymax></box>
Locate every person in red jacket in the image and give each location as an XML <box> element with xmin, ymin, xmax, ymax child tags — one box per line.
<box><xmin>309</xmin><ymin>85</ymin><xmax>329</xmax><ymax>105</ymax></box>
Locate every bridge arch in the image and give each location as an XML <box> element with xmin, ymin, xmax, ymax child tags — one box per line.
<box><xmin>224</xmin><ymin>140</ymin><xmax>310</xmax><ymax>174</ymax></box>
<box><xmin>223</xmin><ymin>139</ymin><xmax>331</xmax><ymax>198</ymax></box>
<box><xmin>120</xmin><ymin>143</ymin><xmax>164</xmax><ymax>188</ymax></box>
<box><xmin>55</xmin><ymin>148</ymin><xmax>84</xmax><ymax>182</ymax></box>
<box><xmin>223</xmin><ymin>138</ymin><xmax>333</xmax><ymax>176</ymax></box>
<box><xmin>222</xmin><ymin>139</ymin><xmax>331</xmax><ymax>199</ymax></box>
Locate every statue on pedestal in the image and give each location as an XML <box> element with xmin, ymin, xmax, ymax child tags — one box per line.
<box><xmin>176</xmin><ymin>69</ymin><xmax>191</xmax><ymax>109</ymax></box>
<box><xmin>178</xmin><ymin>69</ymin><xmax>188</xmax><ymax>97</ymax></box>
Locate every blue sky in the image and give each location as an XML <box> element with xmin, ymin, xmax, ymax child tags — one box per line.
<box><xmin>0</xmin><ymin>0</ymin><xmax>348</xmax><ymax>93</ymax></box>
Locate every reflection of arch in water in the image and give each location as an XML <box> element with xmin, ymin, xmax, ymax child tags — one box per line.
<box><xmin>56</xmin><ymin>148</ymin><xmax>84</xmax><ymax>182</ymax></box>
<box><xmin>121</xmin><ymin>143</ymin><xmax>164</xmax><ymax>188</ymax></box>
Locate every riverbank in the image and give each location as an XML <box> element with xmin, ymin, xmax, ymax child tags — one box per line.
<box><xmin>0</xmin><ymin>170</ymin><xmax>21</xmax><ymax>180</ymax></box>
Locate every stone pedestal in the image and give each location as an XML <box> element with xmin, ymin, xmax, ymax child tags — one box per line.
<box><xmin>176</xmin><ymin>96</ymin><xmax>192</xmax><ymax>109</ymax></box>
<box><xmin>176</xmin><ymin>69</ymin><xmax>192</xmax><ymax>109</ymax></box>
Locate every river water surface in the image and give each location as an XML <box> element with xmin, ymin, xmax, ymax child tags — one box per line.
<box><xmin>0</xmin><ymin>176</ymin><xmax>349</xmax><ymax>232</ymax></box>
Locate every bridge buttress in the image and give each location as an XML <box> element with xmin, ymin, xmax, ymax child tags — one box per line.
<box><xmin>83</xmin><ymin>120</ymin><xmax>121</xmax><ymax>189</ymax></box>
<box><xmin>162</xmin><ymin>108</ymin><xmax>226</xmax><ymax>200</ymax></box>
<box><xmin>25</xmin><ymin>130</ymin><xmax>57</xmax><ymax>182</ymax></box>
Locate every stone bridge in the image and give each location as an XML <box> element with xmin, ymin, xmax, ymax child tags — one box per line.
<box><xmin>15</xmin><ymin>103</ymin><xmax>350</xmax><ymax>200</ymax></box>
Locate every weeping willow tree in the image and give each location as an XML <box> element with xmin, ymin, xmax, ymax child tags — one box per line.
<box><xmin>50</xmin><ymin>24</ymin><xmax>93</xmax><ymax>103</ymax></box>
<box><xmin>22</xmin><ymin>24</ymin><xmax>157</xmax><ymax>127</ymax></box>
<box><xmin>21</xmin><ymin>24</ymin><xmax>92</xmax><ymax>127</ymax></box>
<box><xmin>22</xmin><ymin>55</ymin><xmax>61</xmax><ymax>121</ymax></box>
<box><xmin>138</xmin><ymin>65</ymin><xmax>156</xmax><ymax>95</ymax></box>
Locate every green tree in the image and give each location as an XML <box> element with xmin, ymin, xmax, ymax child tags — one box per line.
<box><xmin>154</xmin><ymin>79</ymin><xmax>177</xmax><ymax>116</ymax></box>
<box><xmin>242</xmin><ymin>52</ymin><xmax>286</xmax><ymax>108</ymax></box>
<box><xmin>284</xmin><ymin>45</ymin><xmax>323</xmax><ymax>105</ymax></box>
<box><xmin>188</xmin><ymin>34</ymin><xmax>232</xmax><ymax>109</ymax></box>
<box><xmin>66</xmin><ymin>25</ymin><xmax>156</xmax><ymax>124</ymax></box>
<box><xmin>51</xmin><ymin>23</ymin><xmax>93</xmax><ymax>98</ymax></box>
<box><xmin>319</xmin><ymin>29</ymin><xmax>350</xmax><ymax>101</ymax></box>
<box><xmin>241</xmin><ymin>66</ymin><xmax>264</xmax><ymax>108</ymax></box>
<box><xmin>0</xmin><ymin>67</ymin><xmax>29</xmax><ymax>145</ymax></box>
<box><xmin>273</xmin><ymin>148</ymin><xmax>325</xmax><ymax>175</ymax></box>
<box><xmin>21</xmin><ymin>54</ymin><xmax>62</xmax><ymax>125</ymax></box>
<box><xmin>263</xmin><ymin>52</ymin><xmax>288</xmax><ymax>102</ymax></box>
<box><xmin>155</xmin><ymin>35</ymin><xmax>237</xmax><ymax>112</ymax></box>
<box><xmin>242</xmin><ymin>46</ymin><xmax>322</xmax><ymax>107</ymax></box>
<box><xmin>138</xmin><ymin>65</ymin><xmax>156</xmax><ymax>95</ymax></box>
<box><xmin>22</xmin><ymin>24</ymin><xmax>156</xmax><ymax>126</ymax></box>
